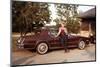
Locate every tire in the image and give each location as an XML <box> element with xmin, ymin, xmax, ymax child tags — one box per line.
<box><xmin>36</xmin><ymin>43</ymin><xmax>48</xmax><ymax>54</ymax></box>
<box><xmin>78</xmin><ymin>40</ymin><xmax>86</xmax><ymax>50</ymax></box>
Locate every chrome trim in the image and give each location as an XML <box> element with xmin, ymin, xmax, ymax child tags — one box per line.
<box><xmin>17</xmin><ymin>38</ymin><xmax>25</xmax><ymax>48</ymax></box>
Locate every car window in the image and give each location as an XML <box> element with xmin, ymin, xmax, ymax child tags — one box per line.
<box><xmin>48</xmin><ymin>29</ymin><xmax>57</xmax><ymax>36</ymax></box>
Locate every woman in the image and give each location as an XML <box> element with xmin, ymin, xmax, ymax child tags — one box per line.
<box><xmin>56</xmin><ymin>22</ymin><xmax>69</xmax><ymax>52</ymax></box>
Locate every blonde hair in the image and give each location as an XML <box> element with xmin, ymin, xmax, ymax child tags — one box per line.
<box><xmin>59</xmin><ymin>21</ymin><xmax>66</xmax><ymax>25</ymax></box>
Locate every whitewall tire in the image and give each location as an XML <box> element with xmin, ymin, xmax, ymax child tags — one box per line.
<box><xmin>36</xmin><ymin>43</ymin><xmax>48</xmax><ymax>54</ymax></box>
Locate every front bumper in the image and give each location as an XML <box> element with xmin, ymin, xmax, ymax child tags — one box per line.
<box><xmin>17</xmin><ymin>37</ymin><xmax>25</xmax><ymax>49</ymax></box>
<box><xmin>17</xmin><ymin>43</ymin><xmax>24</xmax><ymax>49</ymax></box>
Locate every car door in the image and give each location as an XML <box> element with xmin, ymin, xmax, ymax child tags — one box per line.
<box><xmin>67</xmin><ymin>34</ymin><xmax>79</xmax><ymax>45</ymax></box>
<box><xmin>48</xmin><ymin>32</ymin><xmax>61</xmax><ymax>48</ymax></box>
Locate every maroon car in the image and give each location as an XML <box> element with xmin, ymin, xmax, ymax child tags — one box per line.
<box><xmin>17</xmin><ymin>29</ymin><xmax>90</xmax><ymax>54</ymax></box>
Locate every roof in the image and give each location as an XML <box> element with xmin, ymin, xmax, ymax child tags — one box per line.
<box><xmin>78</xmin><ymin>8</ymin><xmax>96</xmax><ymax>18</ymax></box>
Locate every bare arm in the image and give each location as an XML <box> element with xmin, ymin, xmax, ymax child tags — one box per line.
<box><xmin>56</xmin><ymin>28</ymin><xmax>61</xmax><ymax>37</ymax></box>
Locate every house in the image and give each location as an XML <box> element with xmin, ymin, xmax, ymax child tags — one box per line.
<box><xmin>78</xmin><ymin>7</ymin><xmax>96</xmax><ymax>37</ymax></box>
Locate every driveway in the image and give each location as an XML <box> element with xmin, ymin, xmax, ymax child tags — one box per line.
<box><xmin>12</xmin><ymin>44</ymin><xmax>96</xmax><ymax>65</ymax></box>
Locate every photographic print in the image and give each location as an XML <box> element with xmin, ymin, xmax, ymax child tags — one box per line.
<box><xmin>11</xmin><ymin>0</ymin><xmax>96</xmax><ymax>66</ymax></box>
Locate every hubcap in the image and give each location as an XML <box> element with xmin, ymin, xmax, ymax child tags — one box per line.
<box><xmin>79</xmin><ymin>41</ymin><xmax>85</xmax><ymax>49</ymax></box>
<box><xmin>39</xmin><ymin>45</ymin><xmax>46</xmax><ymax>52</ymax></box>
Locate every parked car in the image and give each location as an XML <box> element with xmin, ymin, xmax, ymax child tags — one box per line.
<box><xmin>17</xmin><ymin>29</ymin><xmax>90</xmax><ymax>54</ymax></box>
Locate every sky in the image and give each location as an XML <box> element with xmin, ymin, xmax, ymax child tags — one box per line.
<box><xmin>77</xmin><ymin>5</ymin><xmax>95</xmax><ymax>13</ymax></box>
<box><xmin>46</xmin><ymin>4</ymin><xmax>57</xmax><ymax>26</ymax></box>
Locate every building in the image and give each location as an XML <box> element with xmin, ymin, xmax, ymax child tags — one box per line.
<box><xmin>78</xmin><ymin>7</ymin><xmax>96</xmax><ymax>37</ymax></box>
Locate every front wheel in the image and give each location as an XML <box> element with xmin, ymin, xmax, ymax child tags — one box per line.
<box><xmin>78</xmin><ymin>40</ymin><xmax>86</xmax><ymax>50</ymax></box>
<box><xmin>36</xmin><ymin>43</ymin><xmax>48</xmax><ymax>54</ymax></box>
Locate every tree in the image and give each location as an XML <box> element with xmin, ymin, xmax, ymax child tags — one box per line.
<box><xmin>12</xmin><ymin>1</ymin><xmax>50</xmax><ymax>36</ymax></box>
<box><xmin>55</xmin><ymin>4</ymin><xmax>80</xmax><ymax>33</ymax></box>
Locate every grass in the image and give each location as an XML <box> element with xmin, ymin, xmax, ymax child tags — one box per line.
<box><xmin>12</xmin><ymin>32</ymin><xmax>20</xmax><ymax>35</ymax></box>
<box><xmin>12</xmin><ymin>37</ymin><xmax>19</xmax><ymax>51</ymax></box>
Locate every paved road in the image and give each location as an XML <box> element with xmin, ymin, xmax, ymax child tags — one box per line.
<box><xmin>12</xmin><ymin>44</ymin><xmax>96</xmax><ymax>65</ymax></box>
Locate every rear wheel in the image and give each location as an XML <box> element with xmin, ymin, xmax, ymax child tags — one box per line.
<box><xmin>78</xmin><ymin>40</ymin><xmax>86</xmax><ymax>50</ymax></box>
<box><xmin>36</xmin><ymin>43</ymin><xmax>48</xmax><ymax>54</ymax></box>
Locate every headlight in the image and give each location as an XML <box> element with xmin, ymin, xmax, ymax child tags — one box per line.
<box><xmin>17</xmin><ymin>38</ymin><xmax>21</xmax><ymax>43</ymax></box>
<box><xmin>17</xmin><ymin>39</ymin><xmax>21</xmax><ymax>43</ymax></box>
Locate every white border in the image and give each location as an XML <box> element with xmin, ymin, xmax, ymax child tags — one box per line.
<box><xmin>0</xmin><ymin>0</ymin><xmax>100</xmax><ymax>67</ymax></box>
<box><xmin>14</xmin><ymin>0</ymin><xmax>96</xmax><ymax>5</ymax></box>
